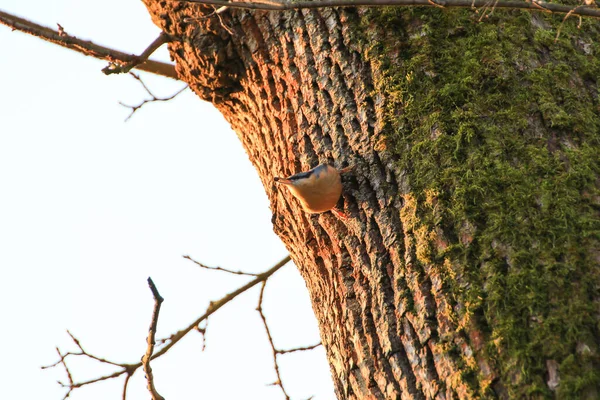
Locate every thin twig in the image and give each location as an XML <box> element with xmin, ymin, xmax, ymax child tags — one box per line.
<box><xmin>42</xmin><ymin>331</ymin><xmax>135</xmax><ymax>370</ymax></box>
<box><xmin>489</xmin><ymin>0</ymin><xmax>502</xmax><ymax>16</ymax></box>
<box><xmin>122</xmin><ymin>373</ymin><xmax>132</xmax><ymax>400</ymax></box>
<box><xmin>254</xmin><ymin>275</ymin><xmax>322</xmax><ymax>398</ymax></box>
<box><xmin>215</xmin><ymin>10</ymin><xmax>235</xmax><ymax>35</ymax></box>
<box><xmin>555</xmin><ymin>5</ymin><xmax>586</xmax><ymax>42</ymax></box>
<box><xmin>427</xmin><ymin>0</ymin><xmax>446</xmax><ymax>8</ymax></box>
<box><xmin>184</xmin><ymin>255</ymin><xmax>260</xmax><ymax>276</ymax></box>
<box><xmin>142</xmin><ymin>278</ymin><xmax>166</xmax><ymax>400</ymax></box>
<box><xmin>256</xmin><ymin>280</ymin><xmax>290</xmax><ymax>400</ymax></box>
<box><xmin>103</xmin><ymin>33</ymin><xmax>170</xmax><ymax>76</ymax></box>
<box><xmin>172</xmin><ymin>0</ymin><xmax>600</xmax><ymax>19</ymax></box>
<box><xmin>0</xmin><ymin>10</ymin><xmax>178</xmax><ymax>79</ymax></box>
<box><xmin>276</xmin><ymin>343</ymin><xmax>322</xmax><ymax>355</ymax></box>
<box><xmin>154</xmin><ymin>255</ymin><xmax>290</xmax><ymax>360</ymax></box>
<box><xmin>54</xmin><ymin>347</ymin><xmax>73</xmax><ymax>400</ymax></box>
<box><xmin>529</xmin><ymin>0</ymin><xmax>552</xmax><ymax>12</ymax></box>
<box><xmin>477</xmin><ymin>0</ymin><xmax>499</xmax><ymax>20</ymax></box>
<box><xmin>184</xmin><ymin>5</ymin><xmax>230</xmax><ymax>20</ymax></box>
<box><xmin>120</xmin><ymin>72</ymin><xmax>188</xmax><ymax>121</ymax></box>
<box><xmin>41</xmin><ymin>334</ymin><xmax>137</xmax><ymax>399</ymax></box>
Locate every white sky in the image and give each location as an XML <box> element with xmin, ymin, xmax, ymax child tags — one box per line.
<box><xmin>0</xmin><ymin>1</ymin><xmax>335</xmax><ymax>399</ymax></box>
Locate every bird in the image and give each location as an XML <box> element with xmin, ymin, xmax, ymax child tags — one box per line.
<box><xmin>274</xmin><ymin>163</ymin><xmax>353</xmax><ymax>215</ymax></box>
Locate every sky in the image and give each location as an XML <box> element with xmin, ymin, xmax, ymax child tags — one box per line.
<box><xmin>0</xmin><ymin>1</ymin><xmax>335</xmax><ymax>399</ymax></box>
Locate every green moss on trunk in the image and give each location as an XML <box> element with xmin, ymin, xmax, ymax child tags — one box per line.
<box><xmin>361</xmin><ymin>6</ymin><xmax>600</xmax><ymax>398</ymax></box>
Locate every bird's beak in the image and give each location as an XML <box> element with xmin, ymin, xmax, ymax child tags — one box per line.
<box><xmin>274</xmin><ymin>177</ymin><xmax>292</xmax><ymax>185</ymax></box>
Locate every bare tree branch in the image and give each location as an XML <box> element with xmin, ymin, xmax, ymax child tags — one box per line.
<box><xmin>103</xmin><ymin>33</ymin><xmax>170</xmax><ymax>76</ymax></box>
<box><xmin>41</xmin><ymin>331</ymin><xmax>137</xmax><ymax>399</ymax></box>
<box><xmin>257</xmin><ymin>280</ymin><xmax>291</xmax><ymax>400</ymax></box>
<box><xmin>122</xmin><ymin>373</ymin><xmax>133</xmax><ymax>400</ymax></box>
<box><xmin>154</xmin><ymin>255</ymin><xmax>291</xmax><ymax>359</ymax></box>
<box><xmin>42</xmin><ymin>256</ymin><xmax>291</xmax><ymax>399</ymax></box>
<box><xmin>142</xmin><ymin>278</ymin><xmax>166</xmax><ymax>400</ymax></box>
<box><xmin>176</xmin><ymin>0</ymin><xmax>600</xmax><ymax>19</ymax></box>
<box><xmin>0</xmin><ymin>9</ymin><xmax>178</xmax><ymax>79</ymax></box>
<box><xmin>276</xmin><ymin>343</ymin><xmax>322</xmax><ymax>355</ymax></box>
<box><xmin>184</xmin><ymin>254</ymin><xmax>261</xmax><ymax>276</ymax></box>
<box><xmin>120</xmin><ymin>72</ymin><xmax>188</xmax><ymax>121</ymax></box>
<box><xmin>254</xmin><ymin>277</ymin><xmax>323</xmax><ymax>399</ymax></box>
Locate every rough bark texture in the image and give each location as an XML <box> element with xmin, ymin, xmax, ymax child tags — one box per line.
<box><xmin>142</xmin><ymin>2</ymin><xmax>600</xmax><ymax>399</ymax></box>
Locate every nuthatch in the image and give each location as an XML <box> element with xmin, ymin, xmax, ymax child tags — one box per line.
<box><xmin>274</xmin><ymin>163</ymin><xmax>353</xmax><ymax>214</ymax></box>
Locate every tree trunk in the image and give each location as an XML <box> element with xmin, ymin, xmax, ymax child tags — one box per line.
<box><xmin>141</xmin><ymin>2</ymin><xmax>600</xmax><ymax>398</ymax></box>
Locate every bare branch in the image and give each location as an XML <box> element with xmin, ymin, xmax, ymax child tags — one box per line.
<box><xmin>183</xmin><ymin>5</ymin><xmax>230</xmax><ymax>21</ymax></box>
<box><xmin>142</xmin><ymin>278</ymin><xmax>166</xmax><ymax>400</ymax></box>
<box><xmin>276</xmin><ymin>343</ymin><xmax>322</xmax><ymax>355</ymax></box>
<box><xmin>41</xmin><ymin>332</ymin><xmax>137</xmax><ymax>399</ymax></box>
<box><xmin>53</xmin><ymin>347</ymin><xmax>73</xmax><ymax>400</ymax></box>
<box><xmin>42</xmin><ymin>256</ymin><xmax>291</xmax><ymax>398</ymax></box>
<box><xmin>215</xmin><ymin>10</ymin><xmax>235</xmax><ymax>35</ymax></box>
<box><xmin>103</xmin><ymin>33</ymin><xmax>170</xmax><ymax>76</ymax></box>
<box><xmin>122</xmin><ymin>373</ymin><xmax>132</xmax><ymax>400</ymax></box>
<box><xmin>65</xmin><ymin>330</ymin><xmax>126</xmax><ymax>367</ymax></box>
<box><xmin>256</xmin><ymin>280</ymin><xmax>290</xmax><ymax>400</ymax></box>
<box><xmin>0</xmin><ymin>9</ymin><xmax>178</xmax><ymax>79</ymax></box>
<box><xmin>153</xmin><ymin>255</ymin><xmax>291</xmax><ymax>360</ymax></box>
<box><xmin>184</xmin><ymin>254</ymin><xmax>261</xmax><ymax>276</ymax></box>
<box><xmin>175</xmin><ymin>0</ymin><xmax>600</xmax><ymax>19</ymax></box>
<box><xmin>253</xmin><ymin>275</ymin><xmax>322</xmax><ymax>399</ymax></box>
<box><xmin>555</xmin><ymin>4</ymin><xmax>587</xmax><ymax>41</ymax></box>
<box><xmin>119</xmin><ymin>72</ymin><xmax>188</xmax><ymax>121</ymax></box>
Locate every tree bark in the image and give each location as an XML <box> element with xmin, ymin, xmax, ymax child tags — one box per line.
<box><xmin>141</xmin><ymin>2</ymin><xmax>600</xmax><ymax>399</ymax></box>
